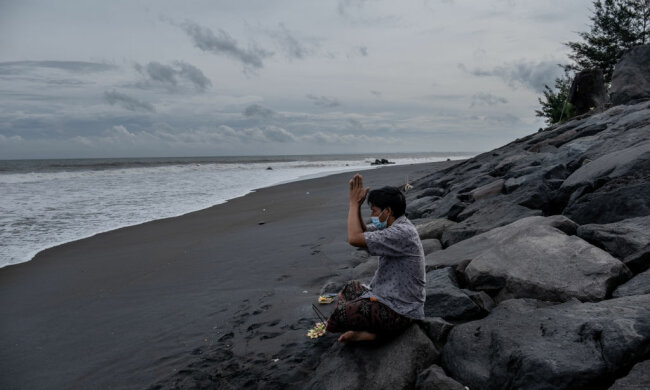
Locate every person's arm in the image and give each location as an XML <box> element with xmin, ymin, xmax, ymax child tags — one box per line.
<box><xmin>358</xmin><ymin>201</ymin><xmax>367</xmax><ymax>232</ymax></box>
<box><xmin>348</xmin><ymin>174</ymin><xmax>369</xmax><ymax>247</ymax></box>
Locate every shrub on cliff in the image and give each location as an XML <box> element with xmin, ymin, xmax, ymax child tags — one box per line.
<box><xmin>535</xmin><ymin>72</ymin><xmax>576</xmax><ymax>125</ymax></box>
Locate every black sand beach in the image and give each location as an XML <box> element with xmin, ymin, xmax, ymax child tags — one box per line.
<box><xmin>0</xmin><ymin>161</ymin><xmax>457</xmax><ymax>389</ymax></box>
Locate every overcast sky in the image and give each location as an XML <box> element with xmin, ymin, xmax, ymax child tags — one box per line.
<box><xmin>0</xmin><ymin>0</ymin><xmax>593</xmax><ymax>159</ymax></box>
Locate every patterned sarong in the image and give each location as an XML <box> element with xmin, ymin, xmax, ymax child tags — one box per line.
<box><xmin>325</xmin><ymin>280</ymin><xmax>412</xmax><ymax>338</ymax></box>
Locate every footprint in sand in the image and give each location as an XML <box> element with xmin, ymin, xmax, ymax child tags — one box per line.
<box><xmin>285</xmin><ymin>318</ymin><xmax>313</xmax><ymax>330</ymax></box>
<box><xmin>259</xmin><ymin>332</ymin><xmax>282</xmax><ymax>340</ymax></box>
<box><xmin>218</xmin><ymin>332</ymin><xmax>234</xmax><ymax>342</ymax></box>
<box><xmin>252</xmin><ymin>304</ymin><xmax>272</xmax><ymax>315</ymax></box>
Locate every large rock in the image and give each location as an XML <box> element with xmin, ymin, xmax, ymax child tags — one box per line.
<box><xmin>612</xmin><ymin>269</ymin><xmax>650</xmax><ymax>297</ymax></box>
<box><xmin>424</xmin><ymin>267</ymin><xmax>494</xmax><ymax>320</ymax></box>
<box><xmin>441</xmin><ymin>199</ymin><xmax>542</xmax><ymax>246</ymax></box>
<box><xmin>429</xmin><ymin>216</ymin><xmax>631</xmax><ymax>302</ymax></box>
<box><xmin>416</xmin><ymin>317</ymin><xmax>454</xmax><ymax>348</ymax></box>
<box><xmin>421</xmin><ymin>238</ymin><xmax>443</xmax><ymax>255</ymax></box>
<box><xmin>415</xmin><ymin>365</ymin><xmax>467</xmax><ymax>390</ymax></box>
<box><xmin>577</xmin><ymin>216</ymin><xmax>650</xmax><ymax>260</ymax></box>
<box><xmin>608</xmin><ymin>359</ymin><xmax>650</xmax><ymax>390</ymax></box>
<box><xmin>560</xmin><ymin>141</ymin><xmax>650</xmax><ymax>198</ymax></box>
<box><xmin>442</xmin><ymin>295</ymin><xmax>650</xmax><ymax>390</ymax></box>
<box><xmin>470</xmin><ymin>179</ymin><xmax>504</xmax><ymax>201</ymax></box>
<box><xmin>407</xmin><ymin>195</ymin><xmax>440</xmax><ymax>219</ymax></box>
<box><xmin>610</xmin><ymin>44</ymin><xmax>650</xmax><ymax>105</ymax></box>
<box><xmin>563</xmin><ymin>176</ymin><xmax>650</xmax><ymax>224</ymax></box>
<box><xmin>416</xmin><ymin>219</ymin><xmax>457</xmax><ymax>240</ymax></box>
<box><xmin>623</xmin><ymin>243</ymin><xmax>650</xmax><ymax>274</ymax></box>
<box><xmin>306</xmin><ymin>325</ymin><xmax>438</xmax><ymax>390</ymax></box>
<box><xmin>569</xmin><ymin>68</ymin><xmax>609</xmax><ymax>115</ymax></box>
<box><xmin>427</xmin><ymin>216</ymin><xmax>579</xmax><ymax>268</ymax></box>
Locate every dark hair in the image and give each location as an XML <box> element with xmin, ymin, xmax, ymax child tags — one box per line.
<box><xmin>367</xmin><ymin>186</ymin><xmax>406</xmax><ymax>218</ymax></box>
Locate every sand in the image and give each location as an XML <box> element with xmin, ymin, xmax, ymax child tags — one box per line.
<box><xmin>0</xmin><ymin>160</ymin><xmax>458</xmax><ymax>389</ymax></box>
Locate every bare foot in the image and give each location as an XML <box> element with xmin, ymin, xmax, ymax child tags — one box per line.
<box><xmin>338</xmin><ymin>330</ymin><xmax>377</xmax><ymax>344</ymax></box>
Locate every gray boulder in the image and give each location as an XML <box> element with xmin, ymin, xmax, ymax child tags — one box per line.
<box><xmin>608</xmin><ymin>359</ymin><xmax>650</xmax><ymax>390</ymax></box>
<box><xmin>560</xmin><ymin>141</ymin><xmax>650</xmax><ymax>197</ymax></box>
<box><xmin>563</xmin><ymin>178</ymin><xmax>650</xmax><ymax>225</ymax></box>
<box><xmin>415</xmin><ymin>365</ymin><xmax>467</xmax><ymax>390</ymax></box>
<box><xmin>559</xmin><ymin>142</ymin><xmax>650</xmax><ymax>226</ymax></box>
<box><xmin>442</xmin><ymin>295</ymin><xmax>650</xmax><ymax>390</ymax></box>
<box><xmin>470</xmin><ymin>179</ymin><xmax>504</xmax><ymax>201</ymax></box>
<box><xmin>421</xmin><ymin>192</ymin><xmax>466</xmax><ymax>219</ymax></box>
<box><xmin>421</xmin><ymin>238</ymin><xmax>443</xmax><ymax>255</ymax></box>
<box><xmin>306</xmin><ymin>325</ymin><xmax>438</xmax><ymax>390</ymax></box>
<box><xmin>416</xmin><ymin>219</ymin><xmax>457</xmax><ymax>240</ymax></box>
<box><xmin>430</xmin><ymin>216</ymin><xmax>631</xmax><ymax>302</ymax></box>
<box><xmin>441</xmin><ymin>199</ymin><xmax>542</xmax><ymax>246</ymax></box>
<box><xmin>416</xmin><ymin>317</ymin><xmax>454</xmax><ymax>348</ymax></box>
<box><xmin>407</xmin><ymin>195</ymin><xmax>440</xmax><ymax>219</ymax></box>
<box><xmin>613</xmin><ymin>269</ymin><xmax>650</xmax><ymax>297</ymax></box>
<box><xmin>577</xmin><ymin>216</ymin><xmax>650</xmax><ymax>261</ymax></box>
<box><xmin>610</xmin><ymin>44</ymin><xmax>650</xmax><ymax>105</ymax></box>
<box><xmin>427</xmin><ymin>215</ymin><xmax>579</xmax><ymax>268</ymax></box>
<box><xmin>623</xmin><ymin>243</ymin><xmax>650</xmax><ymax>274</ymax></box>
<box><xmin>424</xmin><ymin>267</ymin><xmax>494</xmax><ymax>320</ymax></box>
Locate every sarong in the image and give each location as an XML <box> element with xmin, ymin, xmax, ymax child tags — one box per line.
<box><xmin>325</xmin><ymin>280</ymin><xmax>412</xmax><ymax>338</ymax></box>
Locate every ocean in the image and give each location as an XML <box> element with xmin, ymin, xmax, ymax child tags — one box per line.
<box><xmin>0</xmin><ymin>153</ymin><xmax>471</xmax><ymax>268</ymax></box>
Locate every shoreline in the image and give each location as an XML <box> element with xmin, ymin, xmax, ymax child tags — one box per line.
<box><xmin>2</xmin><ymin>157</ymin><xmax>458</xmax><ymax>270</ymax></box>
<box><xmin>0</xmin><ymin>159</ymin><xmax>460</xmax><ymax>389</ymax></box>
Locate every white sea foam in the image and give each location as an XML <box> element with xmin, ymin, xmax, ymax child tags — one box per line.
<box><xmin>0</xmin><ymin>154</ymin><xmax>470</xmax><ymax>268</ymax></box>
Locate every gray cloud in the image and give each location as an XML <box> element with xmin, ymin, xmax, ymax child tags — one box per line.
<box><xmin>306</xmin><ymin>94</ymin><xmax>341</xmax><ymax>108</ymax></box>
<box><xmin>269</xmin><ymin>23</ymin><xmax>315</xmax><ymax>60</ymax></box>
<box><xmin>370</xmin><ymin>90</ymin><xmax>382</xmax><ymax>97</ymax></box>
<box><xmin>104</xmin><ymin>90</ymin><xmax>156</xmax><ymax>113</ymax></box>
<box><xmin>134</xmin><ymin>61</ymin><xmax>211</xmax><ymax>91</ymax></box>
<box><xmin>179</xmin><ymin>20</ymin><xmax>272</xmax><ymax>69</ymax></box>
<box><xmin>459</xmin><ymin>60</ymin><xmax>563</xmax><ymax>92</ymax></box>
<box><xmin>358</xmin><ymin>46</ymin><xmax>368</xmax><ymax>56</ymax></box>
<box><xmin>243</xmin><ymin>104</ymin><xmax>276</xmax><ymax>119</ymax></box>
<box><xmin>471</xmin><ymin>92</ymin><xmax>508</xmax><ymax>107</ymax></box>
<box><xmin>0</xmin><ymin>61</ymin><xmax>116</xmax><ymax>75</ymax></box>
<box><xmin>175</xmin><ymin>62</ymin><xmax>212</xmax><ymax>90</ymax></box>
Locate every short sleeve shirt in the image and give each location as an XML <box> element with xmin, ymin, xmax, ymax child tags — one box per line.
<box><xmin>361</xmin><ymin>215</ymin><xmax>426</xmax><ymax>319</ymax></box>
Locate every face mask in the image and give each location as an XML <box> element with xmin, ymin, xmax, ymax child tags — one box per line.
<box><xmin>371</xmin><ymin>209</ymin><xmax>388</xmax><ymax>229</ymax></box>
